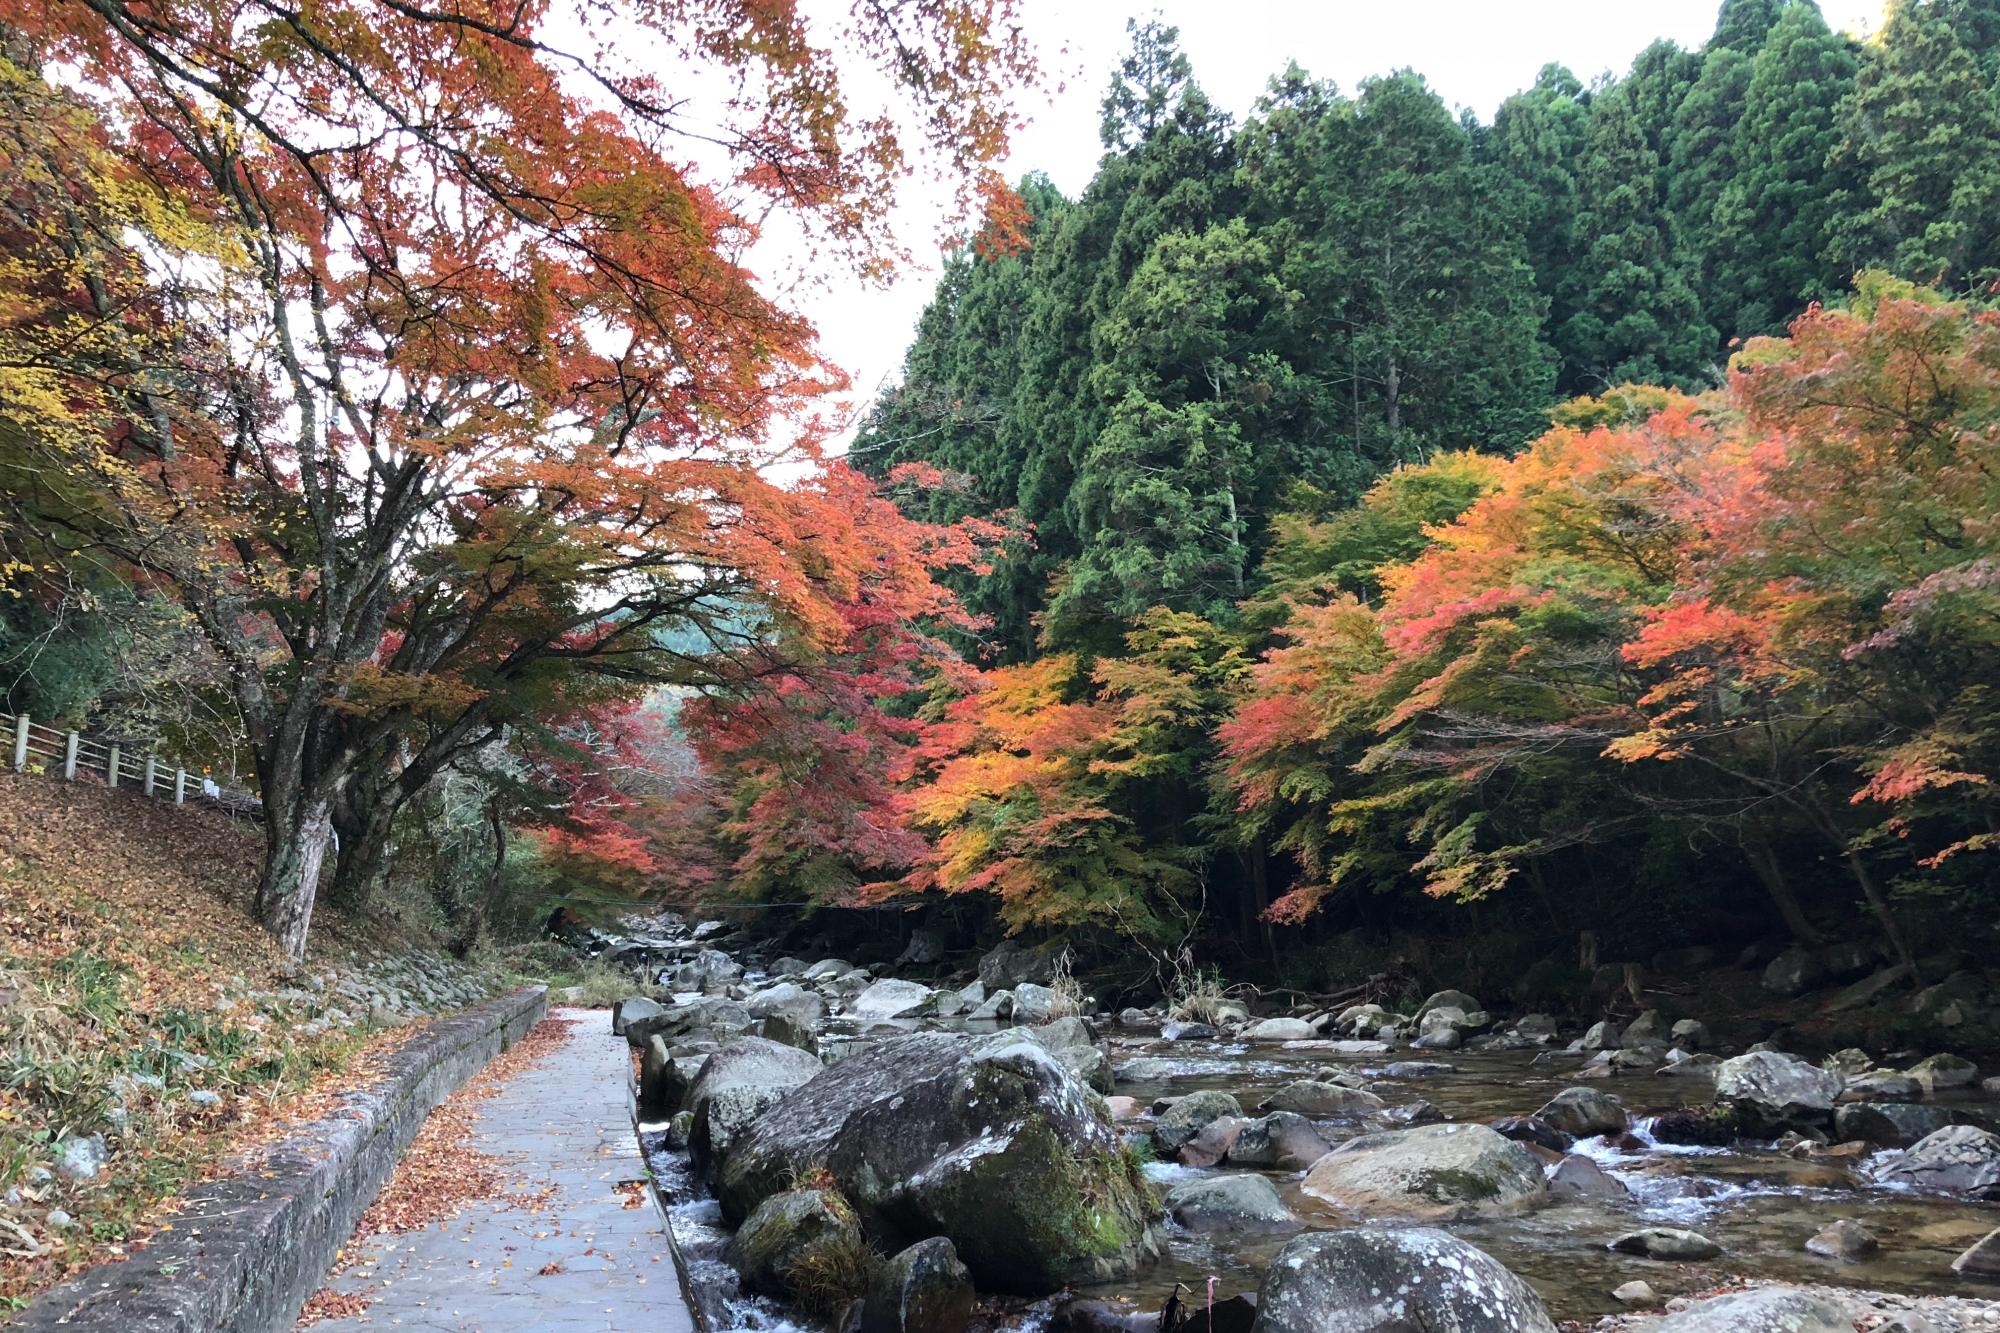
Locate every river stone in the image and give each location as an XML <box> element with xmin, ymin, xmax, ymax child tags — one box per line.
<box><xmin>1160</xmin><ymin>1020</ymin><xmax>1219</xmax><ymax>1042</ymax></box>
<box><xmin>1580</xmin><ymin>1020</ymin><xmax>1621</xmax><ymax>1051</ymax></box>
<box><xmin>1490</xmin><ymin>1116</ymin><xmax>1572</xmax><ymax>1153</ymax></box>
<box><xmin>1251</xmin><ymin>1228</ymin><xmax>1557</xmax><ymax>1333</ymax></box>
<box><xmin>1613</xmin><ymin>1280</ymin><xmax>1659</xmax><ymax>1306</ymax></box>
<box><xmin>1381</xmin><ymin>1061</ymin><xmax>1454</xmax><ymax>1079</ymax></box>
<box><xmin>730</xmin><ymin>1187</ymin><xmax>863</xmax><ymax>1299</ymax></box>
<box><xmin>770</xmin><ymin>957</ymin><xmax>808</xmax><ymax>976</ymax></box>
<box><xmin>1516</xmin><ymin>1013</ymin><xmax>1559</xmax><ymax>1039</ymax></box>
<box><xmin>1658</xmin><ymin>1053</ymin><xmax>1721</xmax><ymax>1079</ymax></box>
<box><xmin>716</xmin><ymin>1030</ymin><xmax>1156</xmax><ymax>1294</ymax></box>
<box><xmin>670</xmin><ymin>948</ymin><xmax>745</xmax><ymax>994</ymax></box>
<box><xmin>761</xmin><ymin>1012</ymin><xmax>819</xmax><ymax>1054</ymax></box>
<box><xmin>1714</xmin><ymin>1051</ymin><xmax>1843</xmax><ymax>1132</ymax></box>
<box><xmin>896</xmin><ymin>928</ymin><xmax>949</xmax><ymax>968</ymax></box>
<box><xmin>1609</xmin><ymin>1227</ymin><xmax>1722</xmax><ymax>1260</ymax></box>
<box><xmin>1258</xmin><ymin>1080</ymin><xmax>1385</xmax><ymax>1117</ymax></box>
<box><xmin>1244</xmin><ymin>1017</ymin><xmax>1315</xmax><ymax>1042</ymax></box>
<box><xmin>1179</xmin><ymin>1115</ymin><xmax>1247</xmax><ymax>1168</ymax></box>
<box><xmin>1622</xmin><ymin>1009</ymin><xmax>1666</xmax><ymax>1044</ymax></box>
<box><xmin>1953</xmin><ymin>1226</ymin><xmax>2000</xmax><ymax>1276</ymax></box>
<box><xmin>1873</xmin><ymin>1124</ymin><xmax>2000</xmax><ymax>1198</ymax></box>
<box><xmin>1670</xmin><ymin>1018</ymin><xmax>1711</xmax><ymax>1049</ymax></box>
<box><xmin>1649</xmin><ymin>1108</ymin><xmax>1736</xmax><ymax>1147</ymax></box>
<box><xmin>864</xmin><ymin>1236</ymin><xmax>975</xmax><ymax>1333</ymax></box>
<box><xmin>747</xmin><ymin>982</ymin><xmax>826</xmax><ymax>1028</ymax></box>
<box><xmin>1535</xmin><ymin>1087</ymin><xmax>1627</xmax><ymax>1138</ymax></box>
<box><xmin>1301</xmin><ymin>1122</ymin><xmax>1548</xmax><ymax>1220</ymax></box>
<box><xmin>1115</xmin><ymin>1057</ymin><xmax>1180</xmax><ymax>1083</ymax></box>
<box><xmin>968</xmin><ymin>990</ymin><xmax>1013</xmax><ymax>1022</ymax></box>
<box><xmin>639</xmin><ymin>1034</ymin><xmax>692</xmax><ymax>1118</ymax></box>
<box><xmin>1833</xmin><ymin>1101</ymin><xmax>1950</xmax><ymax>1147</ymax></box>
<box><xmin>1804</xmin><ymin>1217</ymin><xmax>1878</xmax><ymax>1260</ymax></box>
<box><xmin>627</xmin><ymin>996</ymin><xmax>756</xmax><ymax>1049</ymax></box>
<box><xmin>1840</xmin><ymin>1071</ymin><xmax>1921</xmax><ymax>1102</ymax></box>
<box><xmin>1164</xmin><ymin>1174</ymin><xmax>1302</xmax><ymax>1235</ymax></box>
<box><xmin>1023</xmin><ymin>1018</ymin><xmax>1112</xmax><ymax>1093</ymax></box>
<box><xmin>1410</xmin><ymin>1025</ymin><xmax>1462</xmax><ymax>1051</ymax></box>
<box><xmin>1412</xmin><ymin>989</ymin><xmax>1481</xmax><ymax>1021</ymax></box>
<box><xmin>1228</xmin><ymin>1112</ymin><xmax>1332</xmax><ymax>1171</ymax></box>
<box><xmin>1650</xmin><ymin>1287</ymin><xmax>1851</xmax><ymax>1332</ymax></box>
<box><xmin>1548</xmin><ymin>1153</ymin><xmax>1628</xmax><ymax>1200</ymax></box>
<box><xmin>1763</xmin><ymin>947</ymin><xmax>1826</xmax><ymax>996</ymax></box>
<box><xmin>977</xmin><ymin>938</ymin><xmax>1058</xmax><ymax>990</ymax></box>
<box><xmin>1905</xmin><ymin>1052</ymin><xmax>1980</xmax><ymax>1090</ymax></box>
<box><xmin>686</xmin><ymin>1038</ymin><xmax>826</xmax><ymax>1181</ymax></box>
<box><xmin>614</xmin><ymin>995</ymin><xmax>664</xmax><ymax>1036</ymax></box>
<box><xmin>1155</xmin><ymin>1089</ymin><xmax>1244</xmax><ymax>1153</ymax></box>
<box><xmin>1015</xmin><ymin>982</ymin><xmax>1069</xmax><ymax>1025</ymax></box>
<box><xmin>1337</xmin><ymin>1003</ymin><xmax>1392</xmax><ymax>1035</ymax></box>
<box><xmin>850</xmin><ymin>978</ymin><xmax>936</xmax><ymax>1021</ymax></box>
<box><xmin>802</xmin><ymin>958</ymin><xmax>853</xmax><ymax>981</ymax></box>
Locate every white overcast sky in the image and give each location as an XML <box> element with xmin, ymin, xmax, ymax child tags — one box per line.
<box><xmin>779</xmin><ymin>0</ymin><xmax>1884</xmax><ymax>449</ymax></box>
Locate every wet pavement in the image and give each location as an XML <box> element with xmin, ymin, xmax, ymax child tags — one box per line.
<box><xmin>306</xmin><ymin>1007</ymin><xmax>695</xmax><ymax>1333</ymax></box>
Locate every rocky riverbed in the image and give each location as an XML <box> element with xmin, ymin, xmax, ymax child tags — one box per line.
<box><xmin>586</xmin><ymin>922</ymin><xmax>2000</xmax><ymax>1333</ymax></box>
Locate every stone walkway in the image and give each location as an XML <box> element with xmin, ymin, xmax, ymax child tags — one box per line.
<box><xmin>305</xmin><ymin>1007</ymin><xmax>696</xmax><ymax>1333</ymax></box>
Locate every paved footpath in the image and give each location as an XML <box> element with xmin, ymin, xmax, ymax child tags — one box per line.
<box><xmin>306</xmin><ymin>1007</ymin><xmax>696</xmax><ymax>1333</ymax></box>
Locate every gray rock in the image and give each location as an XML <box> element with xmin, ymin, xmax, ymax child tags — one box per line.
<box><xmin>1251</xmin><ymin>1228</ymin><xmax>1556</xmax><ymax>1333</ymax></box>
<box><xmin>1177</xmin><ymin>1115</ymin><xmax>1247</xmax><ymax>1168</ymax></box>
<box><xmin>1609</xmin><ymin>1227</ymin><xmax>1722</xmax><ymax>1260</ymax></box>
<box><xmin>1226</xmin><ymin>1112</ymin><xmax>1332</xmax><ymax>1171</ymax></box>
<box><xmin>730</xmin><ymin>1187</ymin><xmax>863</xmax><ymax>1300</ymax></box>
<box><xmin>1650</xmin><ymin>1287</ymin><xmax>1852</xmax><ymax>1332</ymax></box>
<box><xmin>1020</xmin><ymin>1021</ymin><xmax>1113</xmax><ymax>1095</ymax></box>
<box><xmin>1670</xmin><ymin>1018</ymin><xmax>1711</xmax><ymax>1049</ymax></box>
<box><xmin>684</xmin><ymin>1037</ymin><xmax>825</xmax><ymax>1181</ymax></box>
<box><xmin>639</xmin><ymin>1035</ymin><xmax>694</xmax><ymax>1117</ymax></box>
<box><xmin>1833</xmin><ymin>1101</ymin><xmax>1949</xmax><ymax>1147</ymax></box>
<box><xmin>1163</xmin><ymin>1173</ymin><xmax>1302</xmax><ymax>1235</ymax></box>
<box><xmin>627</xmin><ymin>996</ymin><xmax>756</xmax><ymax>1048</ymax></box>
<box><xmin>1379</xmin><ymin>1061</ymin><xmax>1454</xmax><ymax>1079</ymax></box>
<box><xmin>849</xmin><ymin>978</ymin><xmax>936</xmax><ymax>1021</ymax></box>
<box><xmin>865</xmin><ymin>1237</ymin><xmax>974</xmax><ymax>1333</ymax></box>
<box><xmin>1825</xmin><ymin>964</ymin><xmax>1911</xmax><ymax>1012</ymax></box>
<box><xmin>1300</xmin><ymin>1122</ymin><xmax>1548</xmax><ymax>1220</ymax></box>
<box><xmin>1763</xmin><ymin>947</ymin><xmax>1826</xmax><ymax>997</ymax></box>
<box><xmin>1536</xmin><ymin>1088</ymin><xmax>1628</xmax><ymax>1138</ymax></box>
<box><xmin>975</xmin><ymin>938</ymin><xmax>1058</xmax><ymax>991</ymax></box>
<box><xmin>1622</xmin><ymin>1009</ymin><xmax>1666</xmax><ymax>1044</ymax></box>
<box><xmin>968</xmin><ymin>990</ymin><xmax>1013</xmax><ymax>1022</ymax></box>
<box><xmin>1410</xmin><ymin>1026</ymin><xmax>1462</xmax><ymax>1051</ymax></box>
<box><xmin>613</xmin><ymin>995</ymin><xmax>664</xmax><ymax>1036</ymax></box>
<box><xmin>957</xmin><ymin>980</ymin><xmax>987</xmax><ymax>1006</ymax></box>
<box><xmin>1581</xmin><ymin>1020</ymin><xmax>1621</xmax><ymax>1051</ymax></box>
<box><xmin>1412</xmin><ymin>990</ymin><xmax>1481</xmax><ymax>1022</ymax></box>
<box><xmin>896</xmin><ymin>928</ymin><xmax>949</xmax><ymax>968</ymax></box>
<box><xmin>1011</xmin><ymin>982</ymin><xmax>1061</xmax><ymax>1025</ymax></box>
<box><xmin>1804</xmin><ymin>1218</ymin><xmax>1877</xmax><ymax>1260</ymax></box>
<box><xmin>1490</xmin><ymin>1116</ymin><xmax>1572</xmax><ymax>1153</ymax></box>
<box><xmin>1658</xmin><ymin>1053</ymin><xmax>1722</xmax><ymax>1079</ymax></box>
<box><xmin>1873</xmin><ymin>1124</ymin><xmax>2000</xmax><ymax>1198</ymax></box>
<box><xmin>1243</xmin><ymin>1017</ymin><xmax>1315</xmax><ymax>1042</ymax></box>
<box><xmin>1516</xmin><ymin>1013</ymin><xmax>1559</xmax><ymax>1040</ymax></box>
<box><xmin>55</xmin><ymin>1134</ymin><xmax>108</xmax><ymax>1183</ymax></box>
<box><xmin>1877</xmin><ymin>1315</ymin><xmax>1944</xmax><ymax>1333</ymax></box>
<box><xmin>802</xmin><ymin>958</ymin><xmax>854</xmax><ymax>981</ymax></box>
<box><xmin>1258</xmin><ymin>1080</ymin><xmax>1384</xmax><ymax>1117</ymax></box>
<box><xmin>186</xmin><ymin>1089</ymin><xmax>222</xmax><ymax>1109</ymax></box>
<box><xmin>1952</xmin><ymin>1226</ymin><xmax>2000</xmax><ymax>1276</ymax></box>
<box><xmin>1114</xmin><ymin>1057</ymin><xmax>1180</xmax><ymax>1083</ymax></box>
<box><xmin>1840</xmin><ymin>1072</ymin><xmax>1921</xmax><ymax>1102</ymax></box>
<box><xmin>746</xmin><ymin>982</ymin><xmax>827</xmax><ymax>1029</ymax></box>
<box><xmin>1548</xmin><ymin>1153</ymin><xmax>1628</xmax><ymax>1200</ymax></box>
<box><xmin>1905</xmin><ymin>1052</ymin><xmax>1980</xmax><ymax>1090</ymax></box>
<box><xmin>670</xmin><ymin>948</ymin><xmax>745</xmax><ymax>994</ymax></box>
<box><xmin>1154</xmin><ymin>1090</ymin><xmax>1245</xmax><ymax>1153</ymax></box>
<box><xmin>760</xmin><ymin>1012</ymin><xmax>819</xmax><ymax>1054</ymax></box>
<box><xmin>1612</xmin><ymin>1280</ymin><xmax>1658</xmax><ymax>1306</ymax></box>
<box><xmin>716</xmin><ymin>1031</ymin><xmax>1156</xmax><ymax>1294</ymax></box>
<box><xmin>1159</xmin><ymin>1020</ymin><xmax>1218</xmax><ymax>1042</ymax></box>
<box><xmin>1714</xmin><ymin>1051</ymin><xmax>1843</xmax><ymax>1132</ymax></box>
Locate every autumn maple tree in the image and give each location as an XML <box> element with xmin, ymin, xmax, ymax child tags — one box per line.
<box><xmin>0</xmin><ymin>0</ymin><xmax>1034</xmax><ymax>957</ymax></box>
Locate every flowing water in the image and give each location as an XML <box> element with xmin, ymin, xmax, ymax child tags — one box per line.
<box><xmin>637</xmin><ymin>972</ymin><xmax>2000</xmax><ymax>1326</ymax></box>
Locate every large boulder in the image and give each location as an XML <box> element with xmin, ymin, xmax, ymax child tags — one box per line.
<box><xmin>1905</xmin><ymin>1053</ymin><xmax>1980</xmax><ymax>1091</ymax></box>
<box><xmin>684</xmin><ymin>1038</ymin><xmax>825</xmax><ymax>1181</ymax></box>
<box><xmin>864</xmin><ymin>1237</ymin><xmax>975</xmax><ymax>1333</ymax></box>
<box><xmin>849</xmin><ymin>978</ymin><xmax>936</xmax><ymax>1021</ymax></box>
<box><xmin>716</xmin><ymin>1031</ymin><xmax>1157</xmax><ymax>1294</ymax></box>
<box><xmin>1412</xmin><ymin>990</ymin><xmax>1481</xmax><ymax>1022</ymax></box>
<box><xmin>1763</xmin><ymin>947</ymin><xmax>1825</xmax><ymax>997</ymax></box>
<box><xmin>1548</xmin><ymin>1153</ymin><xmax>1628</xmax><ymax>1200</ymax></box>
<box><xmin>1650</xmin><ymin>1287</ymin><xmax>1852</xmax><ymax>1332</ymax></box>
<box><xmin>1021</xmin><ymin>1017</ymin><xmax>1112</xmax><ymax>1095</ymax></box>
<box><xmin>638</xmin><ymin>1035</ymin><xmax>696</xmax><ymax>1119</ymax></box>
<box><xmin>896</xmin><ymin>928</ymin><xmax>950</xmax><ymax>968</ymax></box>
<box><xmin>626</xmin><ymin>996</ymin><xmax>755</xmax><ymax>1049</ymax></box>
<box><xmin>1251</xmin><ymin>1229</ymin><xmax>1556</xmax><ymax>1333</ymax></box>
<box><xmin>1873</xmin><ymin>1125</ymin><xmax>2000</xmax><ymax>1199</ymax></box>
<box><xmin>977</xmin><ymin>938</ymin><xmax>1060</xmax><ymax>991</ymax></box>
<box><xmin>1301</xmin><ymin>1122</ymin><xmax>1548</xmax><ymax>1220</ymax></box>
<box><xmin>1162</xmin><ymin>1174</ymin><xmax>1302</xmax><ymax>1235</ymax></box>
<box><xmin>1534</xmin><ymin>1087</ymin><xmax>1627</xmax><ymax>1138</ymax></box>
<box><xmin>1012</xmin><ymin>982</ymin><xmax>1062</xmax><ymax>1025</ymax></box>
<box><xmin>1610</xmin><ymin>1227</ymin><xmax>1722</xmax><ymax>1260</ymax></box>
<box><xmin>1244</xmin><ymin>1017</ymin><xmax>1315</xmax><ymax>1042</ymax></box>
<box><xmin>1713</xmin><ymin>1052</ymin><xmax>1843</xmax><ymax>1133</ymax></box>
<box><xmin>613</xmin><ymin>995</ymin><xmax>664</xmax><ymax>1036</ymax></box>
<box><xmin>669</xmin><ymin>948</ymin><xmax>744</xmax><ymax>994</ymax></box>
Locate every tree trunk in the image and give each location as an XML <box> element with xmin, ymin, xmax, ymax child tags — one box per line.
<box><xmin>257</xmin><ymin>793</ymin><xmax>333</xmax><ymax>961</ymax></box>
<box><xmin>1246</xmin><ymin>836</ymin><xmax>1276</xmax><ymax>966</ymax></box>
<box><xmin>1743</xmin><ymin>839</ymin><xmax>1826</xmax><ymax>945</ymax></box>
<box><xmin>453</xmin><ymin>803</ymin><xmax>505</xmax><ymax>958</ymax></box>
<box><xmin>1840</xmin><ymin>845</ymin><xmax>1919</xmax><ymax>981</ymax></box>
<box><xmin>330</xmin><ymin>778</ymin><xmax>399</xmax><ymax>912</ymax></box>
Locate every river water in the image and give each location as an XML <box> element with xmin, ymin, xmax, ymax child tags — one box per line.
<box><xmin>635</xmin><ymin>977</ymin><xmax>2000</xmax><ymax>1328</ymax></box>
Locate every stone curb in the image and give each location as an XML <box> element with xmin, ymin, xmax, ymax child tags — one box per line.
<box><xmin>13</xmin><ymin>984</ymin><xmax>548</xmax><ymax>1333</ymax></box>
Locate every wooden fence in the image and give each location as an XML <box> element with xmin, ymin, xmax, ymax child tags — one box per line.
<box><xmin>2</xmin><ymin>710</ymin><xmax>263</xmax><ymax>820</ymax></box>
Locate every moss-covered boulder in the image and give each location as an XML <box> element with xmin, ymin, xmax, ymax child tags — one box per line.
<box><xmin>729</xmin><ymin>1187</ymin><xmax>874</xmax><ymax>1320</ymax></box>
<box><xmin>718</xmin><ymin>1031</ymin><xmax>1158</xmax><ymax>1294</ymax></box>
<box><xmin>1300</xmin><ymin>1122</ymin><xmax>1547</xmax><ymax>1220</ymax></box>
<box><xmin>685</xmin><ymin>1037</ymin><xmax>825</xmax><ymax>1183</ymax></box>
<box><xmin>1252</xmin><ymin>1228</ymin><xmax>1554</xmax><ymax>1333</ymax></box>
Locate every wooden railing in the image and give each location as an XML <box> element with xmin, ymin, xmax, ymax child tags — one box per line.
<box><xmin>2</xmin><ymin>710</ymin><xmax>262</xmax><ymax>819</ymax></box>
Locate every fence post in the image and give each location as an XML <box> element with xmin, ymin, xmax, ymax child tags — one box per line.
<box><xmin>107</xmin><ymin>742</ymin><xmax>120</xmax><ymax>789</ymax></box>
<box><xmin>63</xmin><ymin>732</ymin><xmax>78</xmax><ymax>780</ymax></box>
<box><xmin>12</xmin><ymin>714</ymin><xmax>28</xmax><ymax>772</ymax></box>
<box><xmin>143</xmin><ymin>755</ymin><xmax>157</xmax><ymax>797</ymax></box>
<box><xmin>174</xmin><ymin>768</ymin><xmax>186</xmax><ymax>804</ymax></box>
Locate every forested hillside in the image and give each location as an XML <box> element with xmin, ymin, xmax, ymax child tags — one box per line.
<box><xmin>776</xmin><ymin>0</ymin><xmax>2000</xmax><ymax>983</ymax></box>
